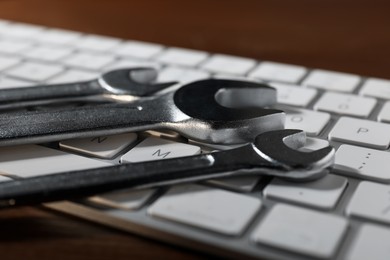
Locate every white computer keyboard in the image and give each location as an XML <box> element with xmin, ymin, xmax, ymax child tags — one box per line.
<box><xmin>1</xmin><ymin>19</ymin><xmax>390</xmax><ymax>260</ymax></box>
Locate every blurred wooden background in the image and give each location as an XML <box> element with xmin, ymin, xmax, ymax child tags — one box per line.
<box><xmin>0</xmin><ymin>0</ymin><xmax>389</xmax><ymax>78</ymax></box>
<box><xmin>0</xmin><ymin>1</ymin><xmax>389</xmax><ymax>259</ymax></box>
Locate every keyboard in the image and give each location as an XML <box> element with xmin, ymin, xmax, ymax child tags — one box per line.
<box><xmin>0</xmin><ymin>19</ymin><xmax>390</xmax><ymax>260</ymax></box>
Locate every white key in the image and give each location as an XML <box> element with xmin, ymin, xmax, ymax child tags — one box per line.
<box><xmin>60</xmin><ymin>133</ymin><xmax>137</xmax><ymax>159</ymax></box>
<box><xmin>0</xmin><ymin>76</ymin><xmax>34</xmax><ymax>89</ymax></box>
<box><xmin>0</xmin><ymin>145</ymin><xmax>112</xmax><ymax>178</ymax></box>
<box><xmin>329</xmin><ymin>117</ymin><xmax>390</xmax><ymax>149</ymax></box>
<box><xmin>0</xmin><ymin>22</ymin><xmax>44</xmax><ymax>38</ymax></box>
<box><xmin>63</xmin><ymin>52</ymin><xmax>116</xmax><ymax>71</ymax></box>
<box><xmin>24</xmin><ymin>45</ymin><xmax>74</xmax><ymax>62</ymax></box>
<box><xmin>34</xmin><ymin>28</ymin><xmax>82</xmax><ymax>45</ymax></box>
<box><xmin>346</xmin><ymin>224</ymin><xmax>390</xmax><ymax>260</ymax></box>
<box><xmin>75</xmin><ymin>35</ymin><xmax>121</xmax><ymax>52</ymax></box>
<box><xmin>0</xmin><ymin>175</ymin><xmax>12</xmax><ymax>182</ymax></box>
<box><xmin>114</xmin><ymin>41</ymin><xmax>164</xmax><ymax>59</ymax></box>
<box><xmin>0</xmin><ymin>39</ymin><xmax>33</xmax><ymax>54</ymax></box>
<box><xmin>264</xmin><ymin>174</ymin><xmax>347</xmax><ymax>209</ymax></box>
<box><xmin>249</xmin><ymin>62</ymin><xmax>307</xmax><ymax>83</ymax></box>
<box><xmin>156</xmin><ymin>47</ymin><xmax>208</xmax><ymax>67</ymax></box>
<box><xmin>303</xmin><ymin>137</ymin><xmax>330</xmax><ymax>151</ymax></box>
<box><xmin>270</xmin><ymin>82</ymin><xmax>317</xmax><ymax>107</ymax></box>
<box><xmin>253</xmin><ymin>204</ymin><xmax>347</xmax><ymax>258</ymax></box>
<box><xmin>378</xmin><ymin>101</ymin><xmax>390</xmax><ymax>123</ymax></box>
<box><xmin>207</xmin><ymin>176</ymin><xmax>260</xmax><ymax>192</ymax></box>
<box><xmin>48</xmin><ymin>69</ymin><xmax>99</xmax><ymax>84</ymax></box>
<box><xmin>5</xmin><ymin>61</ymin><xmax>64</xmax><ymax>82</ymax></box>
<box><xmin>334</xmin><ymin>145</ymin><xmax>390</xmax><ymax>182</ymax></box>
<box><xmin>360</xmin><ymin>78</ymin><xmax>390</xmax><ymax>100</ymax></box>
<box><xmin>0</xmin><ymin>56</ymin><xmax>21</xmax><ymax>71</ymax></box>
<box><xmin>201</xmin><ymin>54</ymin><xmax>256</xmax><ymax>75</ymax></box>
<box><xmin>121</xmin><ymin>137</ymin><xmax>201</xmax><ymax>163</ymax></box>
<box><xmin>314</xmin><ymin>92</ymin><xmax>376</xmax><ymax>118</ymax></box>
<box><xmin>103</xmin><ymin>58</ymin><xmax>161</xmax><ymax>72</ymax></box>
<box><xmin>346</xmin><ymin>181</ymin><xmax>390</xmax><ymax>224</ymax></box>
<box><xmin>88</xmin><ymin>188</ymin><xmax>156</xmax><ymax>210</ymax></box>
<box><xmin>284</xmin><ymin>108</ymin><xmax>330</xmax><ymax>136</ymax></box>
<box><xmin>302</xmin><ymin>69</ymin><xmax>361</xmax><ymax>92</ymax></box>
<box><xmin>148</xmin><ymin>184</ymin><xmax>261</xmax><ymax>235</ymax></box>
<box><xmin>157</xmin><ymin>66</ymin><xmax>209</xmax><ymax>84</ymax></box>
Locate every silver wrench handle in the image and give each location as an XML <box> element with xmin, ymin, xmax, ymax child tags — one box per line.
<box><xmin>0</xmin><ymin>153</ymin><xmax>236</xmax><ymax>208</ymax></box>
<box><xmin>0</xmin><ymin>80</ymin><xmax>104</xmax><ymax>104</ymax></box>
<box><xmin>0</xmin><ymin>101</ymin><xmax>170</xmax><ymax>146</ymax></box>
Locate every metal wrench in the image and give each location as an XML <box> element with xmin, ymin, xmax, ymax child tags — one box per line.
<box><xmin>0</xmin><ymin>68</ymin><xmax>175</xmax><ymax>110</ymax></box>
<box><xmin>0</xmin><ymin>70</ymin><xmax>284</xmax><ymax>146</ymax></box>
<box><xmin>0</xmin><ymin>129</ymin><xmax>335</xmax><ymax>209</ymax></box>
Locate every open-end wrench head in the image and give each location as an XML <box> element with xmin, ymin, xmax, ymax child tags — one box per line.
<box><xmin>172</xmin><ymin>79</ymin><xmax>285</xmax><ymax>144</ymax></box>
<box><xmin>252</xmin><ymin>129</ymin><xmax>335</xmax><ymax>180</ymax></box>
<box><xmin>99</xmin><ymin>68</ymin><xmax>177</xmax><ymax>96</ymax></box>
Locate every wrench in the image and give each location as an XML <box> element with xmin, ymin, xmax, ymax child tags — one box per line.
<box><xmin>0</xmin><ymin>129</ymin><xmax>335</xmax><ymax>209</ymax></box>
<box><xmin>0</xmin><ymin>68</ymin><xmax>175</xmax><ymax>110</ymax></box>
<box><xmin>0</xmin><ymin>70</ymin><xmax>284</xmax><ymax>146</ymax></box>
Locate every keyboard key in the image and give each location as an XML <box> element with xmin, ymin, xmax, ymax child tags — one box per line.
<box><xmin>207</xmin><ymin>176</ymin><xmax>261</xmax><ymax>192</ymax></box>
<box><xmin>284</xmin><ymin>108</ymin><xmax>330</xmax><ymax>136</ymax></box>
<box><xmin>377</xmin><ymin>101</ymin><xmax>390</xmax><ymax>123</ymax></box>
<box><xmin>0</xmin><ymin>145</ymin><xmax>112</xmax><ymax>178</ymax></box>
<box><xmin>346</xmin><ymin>181</ymin><xmax>390</xmax><ymax>225</ymax></box>
<box><xmin>103</xmin><ymin>58</ymin><xmax>161</xmax><ymax>72</ymax></box>
<box><xmin>0</xmin><ymin>39</ymin><xmax>33</xmax><ymax>54</ymax></box>
<box><xmin>334</xmin><ymin>145</ymin><xmax>390</xmax><ymax>182</ymax></box>
<box><xmin>0</xmin><ymin>55</ymin><xmax>21</xmax><ymax>71</ymax></box>
<box><xmin>303</xmin><ymin>137</ymin><xmax>330</xmax><ymax>151</ymax></box>
<box><xmin>114</xmin><ymin>40</ymin><xmax>164</xmax><ymax>59</ymax></box>
<box><xmin>157</xmin><ymin>66</ymin><xmax>209</xmax><ymax>84</ymax></box>
<box><xmin>88</xmin><ymin>188</ymin><xmax>156</xmax><ymax>210</ymax></box>
<box><xmin>148</xmin><ymin>184</ymin><xmax>261</xmax><ymax>235</ymax></box>
<box><xmin>48</xmin><ymin>69</ymin><xmax>99</xmax><ymax>84</ymax></box>
<box><xmin>0</xmin><ymin>76</ymin><xmax>34</xmax><ymax>89</ymax></box>
<box><xmin>60</xmin><ymin>133</ymin><xmax>137</xmax><ymax>159</ymax></box>
<box><xmin>253</xmin><ymin>204</ymin><xmax>347</xmax><ymax>258</ymax></box>
<box><xmin>314</xmin><ymin>92</ymin><xmax>376</xmax><ymax>118</ymax></box>
<box><xmin>346</xmin><ymin>224</ymin><xmax>390</xmax><ymax>260</ymax></box>
<box><xmin>24</xmin><ymin>45</ymin><xmax>74</xmax><ymax>62</ymax></box>
<box><xmin>360</xmin><ymin>78</ymin><xmax>390</xmax><ymax>100</ymax></box>
<box><xmin>249</xmin><ymin>62</ymin><xmax>307</xmax><ymax>83</ymax></box>
<box><xmin>5</xmin><ymin>61</ymin><xmax>64</xmax><ymax>82</ymax></box>
<box><xmin>264</xmin><ymin>174</ymin><xmax>347</xmax><ymax>209</ymax></box>
<box><xmin>201</xmin><ymin>54</ymin><xmax>256</xmax><ymax>75</ymax></box>
<box><xmin>63</xmin><ymin>52</ymin><xmax>116</xmax><ymax>71</ymax></box>
<box><xmin>302</xmin><ymin>69</ymin><xmax>361</xmax><ymax>92</ymax></box>
<box><xmin>121</xmin><ymin>137</ymin><xmax>201</xmax><ymax>163</ymax></box>
<box><xmin>75</xmin><ymin>35</ymin><xmax>121</xmax><ymax>52</ymax></box>
<box><xmin>34</xmin><ymin>28</ymin><xmax>82</xmax><ymax>45</ymax></box>
<box><xmin>156</xmin><ymin>47</ymin><xmax>208</xmax><ymax>67</ymax></box>
<box><xmin>329</xmin><ymin>117</ymin><xmax>390</xmax><ymax>149</ymax></box>
<box><xmin>270</xmin><ymin>82</ymin><xmax>317</xmax><ymax>107</ymax></box>
<box><xmin>0</xmin><ymin>22</ymin><xmax>44</xmax><ymax>38</ymax></box>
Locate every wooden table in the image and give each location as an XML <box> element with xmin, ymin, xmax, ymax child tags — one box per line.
<box><xmin>0</xmin><ymin>1</ymin><xmax>389</xmax><ymax>259</ymax></box>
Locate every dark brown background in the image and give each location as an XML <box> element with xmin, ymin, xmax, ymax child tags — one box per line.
<box><xmin>0</xmin><ymin>1</ymin><xmax>389</xmax><ymax>259</ymax></box>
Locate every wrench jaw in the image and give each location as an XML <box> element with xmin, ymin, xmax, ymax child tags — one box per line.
<box><xmin>99</xmin><ymin>68</ymin><xmax>177</xmax><ymax>96</ymax></box>
<box><xmin>173</xmin><ymin>112</ymin><xmax>285</xmax><ymax>145</ymax></box>
<box><xmin>173</xmin><ymin>79</ymin><xmax>286</xmax><ymax>144</ymax></box>
<box><xmin>251</xmin><ymin>129</ymin><xmax>335</xmax><ymax>181</ymax></box>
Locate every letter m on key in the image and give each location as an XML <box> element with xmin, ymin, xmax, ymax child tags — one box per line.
<box><xmin>152</xmin><ymin>149</ymin><xmax>171</xmax><ymax>159</ymax></box>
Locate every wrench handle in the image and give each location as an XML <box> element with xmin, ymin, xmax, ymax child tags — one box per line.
<box><xmin>0</xmin><ymin>102</ymin><xmax>162</xmax><ymax>146</ymax></box>
<box><xmin>0</xmin><ymin>153</ymin><xmax>237</xmax><ymax>209</ymax></box>
<box><xmin>0</xmin><ymin>80</ymin><xmax>104</xmax><ymax>105</ymax></box>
